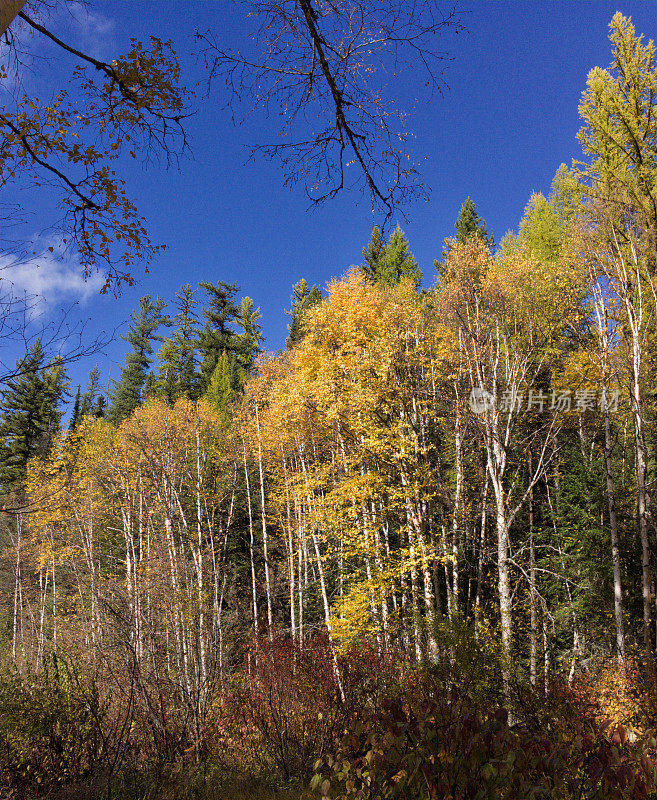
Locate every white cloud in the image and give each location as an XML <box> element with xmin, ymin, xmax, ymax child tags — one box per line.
<box><xmin>0</xmin><ymin>2</ymin><xmax>116</xmax><ymax>95</ymax></box>
<box><xmin>0</xmin><ymin>245</ymin><xmax>105</xmax><ymax>318</ymax></box>
<box><xmin>60</xmin><ymin>2</ymin><xmax>116</xmax><ymax>61</ymax></box>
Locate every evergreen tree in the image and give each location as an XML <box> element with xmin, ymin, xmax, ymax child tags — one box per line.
<box><xmin>198</xmin><ymin>281</ymin><xmax>240</xmax><ymax>391</ymax></box>
<box><xmin>205</xmin><ymin>350</ymin><xmax>234</xmax><ymax>418</ymax></box>
<box><xmin>80</xmin><ymin>366</ymin><xmax>102</xmax><ymax>419</ymax></box>
<box><xmin>156</xmin><ymin>340</ymin><xmax>180</xmax><ymax>404</ymax></box>
<box><xmin>360</xmin><ymin>226</ymin><xmax>387</xmax><ymax>282</ymax></box>
<box><xmin>437</xmin><ymin>198</ymin><xmax>494</xmax><ymax>275</ymax></box>
<box><xmin>361</xmin><ymin>225</ymin><xmax>422</xmax><ymax>287</ymax></box>
<box><xmin>286</xmin><ymin>279</ymin><xmax>323</xmax><ymax>348</ymax></box>
<box><xmin>108</xmin><ymin>296</ymin><xmax>169</xmax><ymax>425</ymax></box>
<box><xmin>235</xmin><ymin>296</ymin><xmax>264</xmax><ymax>379</ymax></box>
<box><xmin>70</xmin><ymin>366</ymin><xmax>104</xmax><ymax>431</ymax></box>
<box><xmin>92</xmin><ymin>395</ymin><xmax>107</xmax><ymax>419</ymax></box>
<box><xmin>143</xmin><ymin>370</ymin><xmax>159</xmax><ymax>401</ymax></box>
<box><xmin>173</xmin><ymin>283</ymin><xmax>200</xmax><ymax>399</ymax></box>
<box><xmin>0</xmin><ymin>341</ymin><xmax>68</xmax><ymax>490</ymax></box>
<box><xmin>69</xmin><ymin>385</ymin><xmax>82</xmax><ymax>431</ymax></box>
<box><xmin>155</xmin><ymin>284</ymin><xmax>201</xmax><ymax>403</ymax></box>
<box><xmin>454</xmin><ymin>198</ymin><xmax>494</xmax><ymax>247</ymax></box>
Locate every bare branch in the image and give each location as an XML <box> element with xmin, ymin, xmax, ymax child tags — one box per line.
<box><xmin>198</xmin><ymin>0</ymin><xmax>463</xmax><ymax>225</ymax></box>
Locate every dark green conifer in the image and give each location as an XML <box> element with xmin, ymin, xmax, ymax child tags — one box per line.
<box><xmin>437</xmin><ymin>198</ymin><xmax>495</xmax><ymax>275</ymax></box>
<box><xmin>155</xmin><ymin>283</ymin><xmax>200</xmax><ymax>402</ymax></box>
<box><xmin>69</xmin><ymin>386</ymin><xmax>82</xmax><ymax>431</ymax></box>
<box><xmin>454</xmin><ymin>198</ymin><xmax>494</xmax><ymax>247</ymax></box>
<box><xmin>108</xmin><ymin>296</ymin><xmax>169</xmax><ymax>425</ymax></box>
<box><xmin>236</xmin><ymin>296</ymin><xmax>263</xmax><ymax>378</ymax></box>
<box><xmin>286</xmin><ymin>279</ymin><xmax>322</xmax><ymax>348</ymax></box>
<box><xmin>361</xmin><ymin>225</ymin><xmax>422</xmax><ymax>287</ymax></box>
<box><xmin>173</xmin><ymin>284</ymin><xmax>200</xmax><ymax>399</ymax></box>
<box><xmin>80</xmin><ymin>366</ymin><xmax>102</xmax><ymax>419</ymax></box>
<box><xmin>198</xmin><ymin>281</ymin><xmax>240</xmax><ymax>391</ymax></box>
<box><xmin>0</xmin><ymin>341</ymin><xmax>68</xmax><ymax>489</ymax></box>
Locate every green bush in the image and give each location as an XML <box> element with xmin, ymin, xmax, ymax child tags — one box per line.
<box><xmin>0</xmin><ymin>653</ymin><xmax>106</xmax><ymax>795</ymax></box>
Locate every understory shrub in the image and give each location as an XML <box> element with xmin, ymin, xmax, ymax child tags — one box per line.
<box><xmin>0</xmin><ymin>653</ymin><xmax>106</xmax><ymax>796</ymax></box>
<box><xmin>210</xmin><ymin>633</ymin><xmax>352</xmax><ymax>780</ymax></box>
<box><xmin>313</xmin><ymin>684</ymin><xmax>657</xmax><ymax>800</ymax></box>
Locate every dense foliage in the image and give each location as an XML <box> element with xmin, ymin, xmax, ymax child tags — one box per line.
<box><xmin>0</xmin><ymin>10</ymin><xmax>656</xmax><ymax>800</ymax></box>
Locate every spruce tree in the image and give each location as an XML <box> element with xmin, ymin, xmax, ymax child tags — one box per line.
<box><xmin>80</xmin><ymin>366</ymin><xmax>103</xmax><ymax>419</ymax></box>
<box><xmin>437</xmin><ymin>198</ymin><xmax>494</xmax><ymax>275</ymax></box>
<box><xmin>173</xmin><ymin>283</ymin><xmax>200</xmax><ymax>399</ymax></box>
<box><xmin>361</xmin><ymin>225</ymin><xmax>422</xmax><ymax>287</ymax></box>
<box><xmin>361</xmin><ymin>226</ymin><xmax>387</xmax><ymax>282</ymax></box>
<box><xmin>155</xmin><ymin>284</ymin><xmax>201</xmax><ymax>403</ymax></box>
<box><xmin>0</xmin><ymin>341</ymin><xmax>67</xmax><ymax>490</ymax></box>
<box><xmin>286</xmin><ymin>279</ymin><xmax>322</xmax><ymax>348</ymax></box>
<box><xmin>108</xmin><ymin>296</ymin><xmax>169</xmax><ymax>425</ymax></box>
<box><xmin>236</xmin><ymin>296</ymin><xmax>263</xmax><ymax>378</ymax></box>
<box><xmin>198</xmin><ymin>281</ymin><xmax>240</xmax><ymax>391</ymax></box>
<box><xmin>69</xmin><ymin>386</ymin><xmax>83</xmax><ymax>431</ymax></box>
<box><xmin>155</xmin><ymin>283</ymin><xmax>201</xmax><ymax>401</ymax></box>
<box><xmin>454</xmin><ymin>198</ymin><xmax>494</xmax><ymax>248</ymax></box>
<box><xmin>156</xmin><ymin>340</ymin><xmax>180</xmax><ymax>404</ymax></box>
<box><xmin>92</xmin><ymin>395</ymin><xmax>106</xmax><ymax>419</ymax></box>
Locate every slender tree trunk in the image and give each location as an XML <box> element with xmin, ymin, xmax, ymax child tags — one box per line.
<box><xmin>281</xmin><ymin>450</ymin><xmax>297</xmax><ymax>642</ymax></box>
<box><xmin>255</xmin><ymin>404</ymin><xmax>273</xmax><ymax>635</ymax></box>
<box><xmin>242</xmin><ymin>437</ymin><xmax>259</xmax><ymax>638</ymax></box>
<box><xmin>602</xmin><ymin>386</ymin><xmax>625</xmax><ymax>663</ymax></box>
<box><xmin>528</xmin><ymin>451</ymin><xmax>537</xmax><ymax>689</ymax></box>
<box><xmin>451</xmin><ymin>378</ymin><xmax>463</xmax><ymax>614</ymax></box>
<box><xmin>309</xmin><ymin>522</ymin><xmax>345</xmax><ymax>702</ymax></box>
<box><xmin>495</xmin><ymin>498</ymin><xmax>513</xmax><ymax>693</ymax></box>
<box><xmin>474</xmin><ymin>476</ymin><xmax>488</xmax><ymax>633</ymax></box>
<box><xmin>632</xmin><ymin>349</ymin><xmax>652</xmax><ymax>664</ymax></box>
<box><xmin>11</xmin><ymin>513</ymin><xmax>23</xmax><ymax>663</ymax></box>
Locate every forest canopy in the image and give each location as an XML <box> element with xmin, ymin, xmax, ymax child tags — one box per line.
<box><xmin>1</xmin><ymin>7</ymin><xmax>657</xmax><ymax>800</ymax></box>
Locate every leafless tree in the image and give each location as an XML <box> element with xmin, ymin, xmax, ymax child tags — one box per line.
<box><xmin>198</xmin><ymin>0</ymin><xmax>462</xmax><ymax>224</ymax></box>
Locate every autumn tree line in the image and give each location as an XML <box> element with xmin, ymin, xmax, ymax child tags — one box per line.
<box><xmin>0</xmin><ymin>12</ymin><xmax>656</xmax><ymax>796</ymax></box>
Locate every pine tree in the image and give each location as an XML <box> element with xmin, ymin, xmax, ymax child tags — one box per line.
<box><xmin>108</xmin><ymin>296</ymin><xmax>169</xmax><ymax>425</ymax></box>
<box><xmin>286</xmin><ymin>279</ymin><xmax>323</xmax><ymax>348</ymax></box>
<box><xmin>361</xmin><ymin>225</ymin><xmax>422</xmax><ymax>287</ymax></box>
<box><xmin>0</xmin><ymin>341</ymin><xmax>68</xmax><ymax>490</ymax></box>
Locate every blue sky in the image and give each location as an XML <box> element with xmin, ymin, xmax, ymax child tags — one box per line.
<box><xmin>3</xmin><ymin>1</ymin><xmax>656</xmax><ymax>396</ymax></box>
